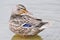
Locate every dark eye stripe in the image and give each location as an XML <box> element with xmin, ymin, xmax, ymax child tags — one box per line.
<box><xmin>17</xmin><ymin>9</ymin><xmax>20</xmax><ymax>10</ymax></box>
<box><xmin>17</xmin><ymin>8</ymin><xmax>26</xmax><ymax>11</ymax></box>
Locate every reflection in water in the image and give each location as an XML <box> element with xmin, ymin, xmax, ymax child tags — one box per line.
<box><xmin>11</xmin><ymin>34</ymin><xmax>42</xmax><ymax>40</ymax></box>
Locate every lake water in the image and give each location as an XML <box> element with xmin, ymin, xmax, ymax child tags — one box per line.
<box><xmin>0</xmin><ymin>0</ymin><xmax>60</xmax><ymax>40</ymax></box>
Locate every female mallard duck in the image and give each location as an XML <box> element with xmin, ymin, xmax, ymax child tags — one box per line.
<box><xmin>9</xmin><ymin>4</ymin><xmax>48</xmax><ymax>36</ymax></box>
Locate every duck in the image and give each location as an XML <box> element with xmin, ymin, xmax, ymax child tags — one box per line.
<box><xmin>9</xmin><ymin>4</ymin><xmax>48</xmax><ymax>36</ymax></box>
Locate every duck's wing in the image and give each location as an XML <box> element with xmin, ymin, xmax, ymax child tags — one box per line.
<box><xmin>9</xmin><ymin>14</ymin><xmax>43</xmax><ymax>28</ymax></box>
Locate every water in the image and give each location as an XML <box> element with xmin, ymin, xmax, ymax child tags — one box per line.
<box><xmin>0</xmin><ymin>0</ymin><xmax>60</xmax><ymax>40</ymax></box>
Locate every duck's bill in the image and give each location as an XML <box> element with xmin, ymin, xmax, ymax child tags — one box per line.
<box><xmin>23</xmin><ymin>9</ymin><xmax>28</xmax><ymax>13</ymax></box>
<box><xmin>23</xmin><ymin>9</ymin><xmax>32</xmax><ymax>15</ymax></box>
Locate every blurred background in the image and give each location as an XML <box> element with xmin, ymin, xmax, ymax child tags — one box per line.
<box><xmin>0</xmin><ymin>0</ymin><xmax>60</xmax><ymax>40</ymax></box>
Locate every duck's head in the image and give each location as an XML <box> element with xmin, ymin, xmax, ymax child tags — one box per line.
<box><xmin>13</xmin><ymin>4</ymin><xmax>28</xmax><ymax>15</ymax></box>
